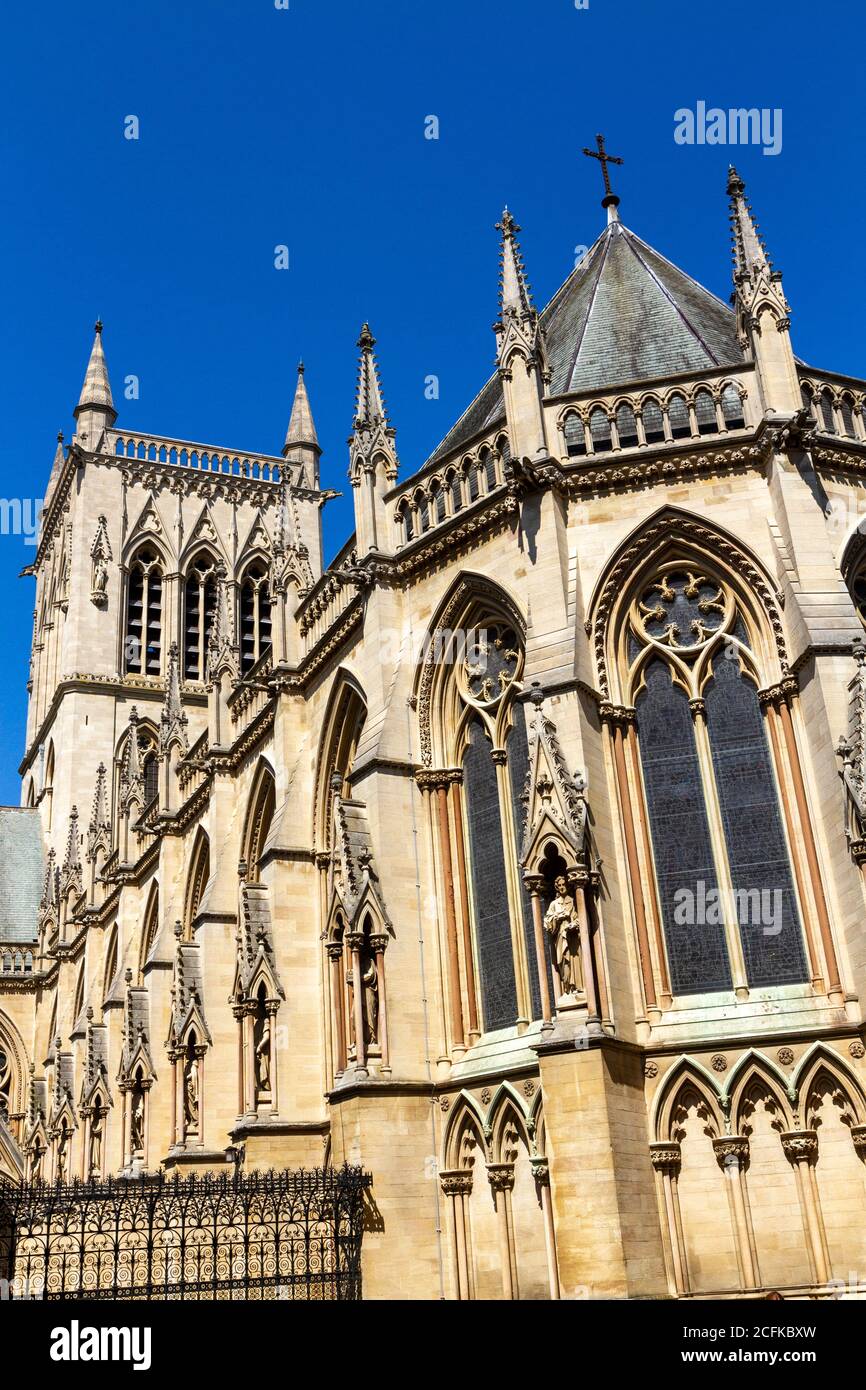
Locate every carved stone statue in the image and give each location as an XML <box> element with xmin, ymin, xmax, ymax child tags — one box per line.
<box><xmin>184</xmin><ymin>1057</ymin><xmax>199</xmax><ymax>1131</ymax></box>
<box><xmin>56</xmin><ymin>1123</ymin><xmax>69</xmax><ymax>1182</ymax></box>
<box><xmin>255</xmin><ymin>1017</ymin><xmax>271</xmax><ymax>1093</ymax></box>
<box><xmin>544</xmin><ymin>875</ymin><xmax>583</xmax><ymax>996</ymax></box>
<box><xmin>31</xmin><ymin>1135</ymin><xmax>45</xmax><ymax>1182</ymax></box>
<box><xmin>92</xmin><ymin>557</ymin><xmax>108</xmax><ymax>597</ymax></box>
<box><xmin>130</xmin><ymin>1090</ymin><xmax>144</xmax><ymax>1151</ymax></box>
<box><xmin>89</xmin><ymin>1109</ymin><xmax>103</xmax><ymax>1174</ymax></box>
<box><xmin>361</xmin><ymin>957</ymin><xmax>379</xmax><ymax>1045</ymax></box>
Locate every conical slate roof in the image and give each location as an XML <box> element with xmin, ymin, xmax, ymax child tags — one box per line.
<box><xmin>426</xmin><ymin>219</ymin><xmax>744</xmax><ymax>467</ymax></box>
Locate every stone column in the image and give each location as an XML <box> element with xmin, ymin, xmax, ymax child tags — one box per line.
<box><xmin>435</xmin><ymin>779</ymin><xmax>465</xmax><ymax>1052</ymax></box>
<box><xmin>266</xmin><ymin>1000</ymin><xmax>280</xmax><ymax>1115</ymax></box>
<box><xmin>327</xmin><ymin>942</ymin><xmax>347</xmax><ymax>1076</ymax></box>
<box><xmin>531</xmin><ymin>1159</ymin><xmax>560</xmax><ymax>1299</ymax></box>
<box><xmin>649</xmin><ymin>1142</ymin><xmax>689</xmax><ymax>1295</ymax></box>
<box><xmin>525</xmin><ymin>876</ymin><xmax>552</xmax><ymax>1025</ymax></box>
<box><xmin>603</xmin><ymin>707</ymin><xmax>658</xmax><ymax>1018</ymax></box>
<box><xmin>713</xmin><ymin>1135</ymin><xmax>759</xmax><ymax>1291</ymax></box>
<box><xmin>440</xmin><ymin>1170</ymin><xmax>473</xmax><ymax>1300</ymax></box>
<box><xmin>348</xmin><ymin>935</ymin><xmax>367</xmax><ymax>1075</ymax></box>
<box><xmin>573</xmin><ymin>875</ymin><xmax>601</xmax><ymax>1030</ymax></box>
<box><xmin>450</xmin><ymin>777</ymin><xmax>480</xmax><ymax>1042</ymax></box>
<box><xmin>780</xmin><ymin>1129</ymin><xmax>830</xmax><ymax>1285</ymax></box>
<box><xmin>487</xmin><ymin>1164</ymin><xmax>518</xmax><ymax>1300</ymax></box>
<box><xmin>370</xmin><ymin>936</ymin><xmax>390</xmax><ymax>1072</ymax></box>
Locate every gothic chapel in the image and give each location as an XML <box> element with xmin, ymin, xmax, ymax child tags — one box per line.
<box><xmin>4</xmin><ymin>161</ymin><xmax>866</xmax><ymax>1300</ymax></box>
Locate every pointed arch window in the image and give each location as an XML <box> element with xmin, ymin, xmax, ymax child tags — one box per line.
<box><xmin>184</xmin><ymin>833</ymin><xmax>211</xmax><ymax>936</ymax></box>
<box><xmin>140</xmin><ymin>884</ymin><xmax>159</xmax><ymax>982</ymax></box>
<box><xmin>125</xmin><ymin>547</ymin><xmax>163</xmax><ymax>675</ymax></box>
<box><xmin>183</xmin><ymin>551</ymin><xmax>218</xmax><ymax>680</ymax></box>
<box><xmin>244</xmin><ymin>766</ymin><xmax>276</xmax><ymax>881</ymax></box>
<box><xmin>0</xmin><ymin>1041</ymin><xmax>12</xmax><ymax>1123</ymax></box>
<box><xmin>627</xmin><ymin>565</ymin><xmax>807</xmax><ymax>995</ymax></box>
<box><xmin>239</xmin><ymin>563</ymin><xmax>272</xmax><ymax>673</ymax></box>
<box><xmin>457</xmin><ymin>621</ymin><xmax>541</xmax><ymax>1029</ymax></box>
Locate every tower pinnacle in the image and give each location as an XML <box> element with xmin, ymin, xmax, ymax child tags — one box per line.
<box><xmin>73</xmin><ymin>319</ymin><xmax>117</xmax><ymax>447</ymax></box>
<box><xmin>283</xmin><ymin>361</ymin><xmax>321</xmax><ymax>488</ymax></box>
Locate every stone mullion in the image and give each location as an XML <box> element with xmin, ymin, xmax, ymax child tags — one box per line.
<box><xmin>690</xmin><ymin>699</ymin><xmax>749</xmax><ymax>997</ymax></box>
<box><xmin>649</xmin><ymin>1142</ymin><xmax>689</xmax><ymax>1295</ymax></box>
<box><xmin>761</xmin><ymin>696</ymin><xmax>824</xmax><ymax>989</ymax></box>
<box><xmin>603</xmin><ymin>708</ymin><xmax>657</xmax><ymax>1019</ymax></box>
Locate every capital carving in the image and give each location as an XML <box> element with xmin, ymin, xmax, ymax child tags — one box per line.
<box><xmin>649</xmin><ymin>1141</ymin><xmax>682</xmax><ymax>1176</ymax></box>
<box><xmin>851</xmin><ymin>1125</ymin><xmax>866</xmax><ymax>1161</ymax></box>
<box><xmin>712</xmin><ymin>1135</ymin><xmax>749</xmax><ymax>1171</ymax></box>
<box><xmin>439</xmin><ymin>1169</ymin><xmax>473</xmax><ymax>1197</ymax></box>
<box><xmin>486</xmin><ymin>1162</ymin><xmax>515</xmax><ymax>1193</ymax></box>
<box><xmin>780</xmin><ymin>1129</ymin><xmax>818</xmax><ymax>1164</ymax></box>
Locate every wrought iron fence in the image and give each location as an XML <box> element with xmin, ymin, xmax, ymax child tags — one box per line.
<box><xmin>0</xmin><ymin>1165</ymin><xmax>370</xmax><ymax>1301</ymax></box>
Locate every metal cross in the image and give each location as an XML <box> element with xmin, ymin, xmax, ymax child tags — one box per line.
<box><xmin>582</xmin><ymin>134</ymin><xmax>624</xmax><ymax>202</ymax></box>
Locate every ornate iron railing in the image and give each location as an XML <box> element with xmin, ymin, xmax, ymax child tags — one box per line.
<box><xmin>0</xmin><ymin>1165</ymin><xmax>370</xmax><ymax>1301</ymax></box>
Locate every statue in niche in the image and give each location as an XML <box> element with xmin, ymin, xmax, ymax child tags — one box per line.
<box><xmin>89</xmin><ymin>1108</ymin><xmax>103</xmax><ymax>1175</ymax></box>
<box><xmin>184</xmin><ymin>1056</ymin><xmax>199</xmax><ymax>1131</ymax></box>
<box><xmin>544</xmin><ymin>875</ymin><xmax>583</xmax><ymax>996</ymax></box>
<box><xmin>361</xmin><ymin>956</ymin><xmax>379</xmax><ymax>1046</ymax></box>
<box><xmin>31</xmin><ymin>1135</ymin><xmax>45</xmax><ymax>1182</ymax></box>
<box><xmin>56</xmin><ymin>1123</ymin><xmax>69</xmax><ymax>1183</ymax></box>
<box><xmin>130</xmin><ymin>1089</ymin><xmax>145</xmax><ymax>1152</ymax></box>
<box><xmin>254</xmin><ymin>1015</ymin><xmax>271</xmax><ymax>1094</ymax></box>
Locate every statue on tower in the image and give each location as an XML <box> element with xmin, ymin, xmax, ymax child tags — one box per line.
<box><xmin>544</xmin><ymin>875</ymin><xmax>583</xmax><ymax>997</ymax></box>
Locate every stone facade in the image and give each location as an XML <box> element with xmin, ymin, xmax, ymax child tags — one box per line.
<box><xmin>3</xmin><ymin>166</ymin><xmax>866</xmax><ymax>1299</ymax></box>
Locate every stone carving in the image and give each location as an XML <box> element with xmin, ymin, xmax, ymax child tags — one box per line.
<box><xmin>361</xmin><ymin>958</ymin><xmax>379</xmax><ymax>1046</ymax></box>
<box><xmin>184</xmin><ymin>1057</ymin><xmax>199</xmax><ymax>1131</ymax></box>
<box><xmin>130</xmin><ymin>1090</ymin><xmax>145</xmax><ymax>1152</ymax></box>
<box><xmin>850</xmin><ymin>1040</ymin><xmax>865</xmax><ymax>1060</ymax></box>
<box><xmin>544</xmin><ymin>876</ymin><xmax>583</xmax><ymax>996</ymax></box>
<box><xmin>777</xmin><ymin>1047</ymin><xmax>795</xmax><ymax>1066</ymax></box>
<box><xmin>89</xmin><ymin>515</ymin><xmax>112</xmax><ymax>608</ymax></box>
<box><xmin>255</xmin><ymin>1017</ymin><xmax>271</xmax><ymax>1093</ymax></box>
<box><xmin>89</xmin><ymin>1109</ymin><xmax>103</xmax><ymax>1174</ymax></box>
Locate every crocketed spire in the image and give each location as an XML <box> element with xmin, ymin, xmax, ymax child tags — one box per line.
<box><xmin>727</xmin><ymin>166</ymin><xmax>772</xmax><ymax>283</ymax></box>
<box><xmin>496</xmin><ymin>208</ymin><xmax>534</xmax><ymax>318</ymax></box>
<box><xmin>353</xmin><ymin>324</ymin><xmax>390</xmax><ymax>430</ymax></box>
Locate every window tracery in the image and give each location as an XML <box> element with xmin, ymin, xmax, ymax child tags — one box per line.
<box><xmin>125</xmin><ymin>547</ymin><xmax>163</xmax><ymax>676</ymax></box>
<box><xmin>626</xmin><ymin>563</ymin><xmax>808</xmax><ymax>996</ymax></box>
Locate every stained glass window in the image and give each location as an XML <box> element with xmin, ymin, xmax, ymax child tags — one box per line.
<box><xmin>705</xmin><ymin>653</ymin><xmax>807</xmax><ymax>987</ymax></box>
<box><xmin>463</xmin><ymin>718</ymin><xmax>518</xmax><ymax>1030</ymax></box>
<box><xmin>637</xmin><ymin>660</ymin><xmax>732</xmax><ymax>994</ymax></box>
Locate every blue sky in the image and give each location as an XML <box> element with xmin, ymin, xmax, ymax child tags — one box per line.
<box><xmin>0</xmin><ymin>0</ymin><xmax>863</xmax><ymax>802</ymax></box>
